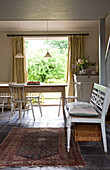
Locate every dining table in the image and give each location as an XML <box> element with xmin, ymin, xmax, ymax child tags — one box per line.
<box><xmin>0</xmin><ymin>82</ymin><xmax>67</xmax><ymax>116</ymax></box>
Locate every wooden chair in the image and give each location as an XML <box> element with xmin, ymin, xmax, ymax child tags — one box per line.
<box><xmin>26</xmin><ymin>93</ymin><xmax>42</xmax><ymax>116</ymax></box>
<box><xmin>9</xmin><ymin>83</ymin><xmax>35</xmax><ymax>123</ymax></box>
<box><xmin>0</xmin><ymin>95</ymin><xmax>11</xmax><ymax>113</ymax></box>
<box><xmin>65</xmin><ymin>83</ymin><xmax>110</xmax><ymax>152</ymax></box>
<box><xmin>58</xmin><ymin>81</ymin><xmax>81</xmax><ymax>116</ymax></box>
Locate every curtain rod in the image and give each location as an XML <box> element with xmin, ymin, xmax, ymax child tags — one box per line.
<box><xmin>7</xmin><ymin>33</ymin><xmax>89</xmax><ymax>37</ymax></box>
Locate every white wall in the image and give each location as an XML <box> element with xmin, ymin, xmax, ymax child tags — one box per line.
<box><xmin>0</xmin><ymin>29</ymin><xmax>99</xmax><ymax>82</ymax></box>
<box><xmin>0</xmin><ymin>32</ymin><xmax>12</xmax><ymax>82</ymax></box>
<box><xmin>85</xmin><ymin>29</ymin><xmax>99</xmax><ymax>67</ymax></box>
<box><xmin>106</xmin><ymin>14</ymin><xmax>110</xmax><ymax>45</ymax></box>
<box><xmin>105</xmin><ymin>14</ymin><xmax>110</xmax><ymax>86</ymax></box>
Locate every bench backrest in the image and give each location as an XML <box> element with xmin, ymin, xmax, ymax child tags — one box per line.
<box><xmin>90</xmin><ymin>83</ymin><xmax>110</xmax><ymax>117</ymax></box>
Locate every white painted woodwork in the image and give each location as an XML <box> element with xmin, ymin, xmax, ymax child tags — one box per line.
<box><xmin>9</xmin><ymin>84</ymin><xmax>35</xmax><ymax>123</ymax></box>
<box><xmin>58</xmin><ymin>81</ymin><xmax>81</xmax><ymax>116</ymax></box>
<box><xmin>65</xmin><ymin>83</ymin><xmax>110</xmax><ymax>153</ymax></box>
<box><xmin>0</xmin><ymin>96</ymin><xmax>11</xmax><ymax>113</ymax></box>
<box><xmin>105</xmin><ymin>36</ymin><xmax>110</xmax><ymax>87</ymax></box>
<box><xmin>76</xmin><ymin>75</ymin><xmax>99</xmax><ymax>102</ymax></box>
<box><xmin>99</xmin><ymin>18</ymin><xmax>105</xmax><ymax>85</ymax></box>
<box><xmin>26</xmin><ymin>94</ymin><xmax>42</xmax><ymax>116</ymax></box>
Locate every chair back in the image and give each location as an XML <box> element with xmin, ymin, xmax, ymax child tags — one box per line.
<box><xmin>73</xmin><ymin>74</ymin><xmax>80</xmax><ymax>99</ymax></box>
<box><xmin>90</xmin><ymin>83</ymin><xmax>110</xmax><ymax>118</ymax></box>
<box><xmin>9</xmin><ymin>84</ymin><xmax>25</xmax><ymax>101</ymax></box>
<box><xmin>68</xmin><ymin>81</ymin><xmax>81</xmax><ymax>101</ymax></box>
<box><xmin>73</xmin><ymin>74</ymin><xmax>77</xmax><ymax>83</ymax></box>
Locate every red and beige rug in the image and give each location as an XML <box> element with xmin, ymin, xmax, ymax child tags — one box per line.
<box><xmin>0</xmin><ymin>128</ymin><xmax>86</xmax><ymax>168</ymax></box>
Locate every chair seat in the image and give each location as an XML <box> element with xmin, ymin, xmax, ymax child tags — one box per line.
<box><xmin>12</xmin><ymin>99</ymin><xmax>30</xmax><ymax>103</ymax></box>
<box><xmin>58</xmin><ymin>80</ymin><xmax>81</xmax><ymax>116</ymax></box>
<box><xmin>26</xmin><ymin>95</ymin><xmax>42</xmax><ymax>116</ymax></box>
<box><xmin>66</xmin><ymin>96</ymin><xmax>78</xmax><ymax>99</ymax></box>
<box><xmin>26</xmin><ymin>96</ymin><xmax>39</xmax><ymax>98</ymax></box>
<box><xmin>60</xmin><ymin>96</ymin><xmax>78</xmax><ymax>99</ymax></box>
<box><xmin>0</xmin><ymin>96</ymin><xmax>11</xmax><ymax>98</ymax></box>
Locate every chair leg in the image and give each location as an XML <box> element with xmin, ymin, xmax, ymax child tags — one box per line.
<box><xmin>30</xmin><ymin>101</ymin><xmax>35</xmax><ymax>121</ymax></box>
<box><xmin>27</xmin><ymin>101</ymin><xmax>30</xmax><ymax>114</ymax></box>
<box><xmin>101</xmin><ymin>121</ymin><xmax>107</xmax><ymax>152</ymax></box>
<box><xmin>38</xmin><ymin>97</ymin><xmax>42</xmax><ymax>116</ymax></box>
<box><xmin>19</xmin><ymin>103</ymin><xmax>22</xmax><ymax>124</ymax></box>
<box><xmin>2</xmin><ymin>105</ymin><xmax>4</xmax><ymax>113</ymax></box>
<box><xmin>23</xmin><ymin>103</ymin><xmax>26</xmax><ymax>117</ymax></box>
<box><xmin>2</xmin><ymin>98</ymin><xmax>5</xmax><ymax>113</ymax></box>
<box><xmin>58</xmin><ymin>97</ymin><xmax>62</xmax><ymax>116</ymax></box>
<box><xmin>23</xmin><ymin>110</ymin><xmax>25</xmax><ymax>117</ymax></box>
<box><xmin>9</xmin><ymin>101</ymin><xmax>14</xmax><ymax>121</ymax></box>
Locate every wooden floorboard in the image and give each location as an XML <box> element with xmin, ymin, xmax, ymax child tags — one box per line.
<box><xmin>0</xmin><ymin>106</ymin><xmax>110</xmax><ymax>170</ymax></box>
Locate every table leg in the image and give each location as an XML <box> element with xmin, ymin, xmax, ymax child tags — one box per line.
<box><xmin>62</xmin><ymin>87</ymin><xmax>65</xmax><ymax>119</ymax></box>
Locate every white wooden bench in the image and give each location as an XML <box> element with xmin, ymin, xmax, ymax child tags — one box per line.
<box><xmin>65</xmin><ymin>83</ymin><xmax>110</xmax><ymax>152</ymax></box>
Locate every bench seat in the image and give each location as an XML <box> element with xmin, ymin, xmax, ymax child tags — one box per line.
<box><xmin>65</xmin><ymin>83</ymin><xmax>110</xmax><ymax>152</ymax></box>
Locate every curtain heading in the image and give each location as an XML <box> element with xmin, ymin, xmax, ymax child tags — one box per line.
<box><xmin>7</xmin><ymin>33</ymin><xmax>89</xmax><ymax>37</ymax></box>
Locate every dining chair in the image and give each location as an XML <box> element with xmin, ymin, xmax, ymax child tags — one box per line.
<box><xmin>58</xmin><ymin>81</ymin><xmax>81</xmax><ymax>116</ymax></box>
<box><xmin>26</xmin><ymin>93</ymin><xmax>42</xmax><ymax>116</ymax></box>
<box><xmin>0</xmin><ymin>95</ymin><xmax>11</xmax><ymax>113</ymax></box>
<box><xmin>9</xmin><ymin>83</ymin><xmax>35</xmax><ymax>123</ymax></box>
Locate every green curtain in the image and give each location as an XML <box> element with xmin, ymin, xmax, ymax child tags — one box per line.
<box><xmin>11</xmin><ymin>36</ymin><xmax>27</xmax><ymax>83</ymax></box>
<box><xmin>66</xmin><ymin>36</ymin><xmax>85</xmax><ymax>96</ymax></box>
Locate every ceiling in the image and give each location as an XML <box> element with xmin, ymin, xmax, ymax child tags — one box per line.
<box><xmin>0</xmin><ymin>0</ymin><xmax>110</xmax><ymax>20</ymax></box>
<box><xmin>0</xmin><ymin>0</ymin><xmax>109</xmax><ymax>32</ymax></box>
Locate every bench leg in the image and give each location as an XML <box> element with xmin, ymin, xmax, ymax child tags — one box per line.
<box><xmin>101</xmin><ymin>121</ymin><xmax>107</xmax><ymax>152</ymax></box>
<box><xmin>67</xmin><ymin>118</ymin><xmax>71</xmax><ymax>152</ymax></box>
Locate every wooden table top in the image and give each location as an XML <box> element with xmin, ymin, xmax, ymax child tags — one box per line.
<box><xmin>0</xmin><ymin>82</ymin><xmax>67</xmax><ymax>87</ymax></box>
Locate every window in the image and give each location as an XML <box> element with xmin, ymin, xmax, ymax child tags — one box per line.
<box><xmin>25</xmin><ymin>37</ymin><xmax>68</xmax><ymax>105</ymax></box>
<box><xmin>25</xmin><ymin>37</ymin><xmax>68</xmax><ymax>83</ymax></box>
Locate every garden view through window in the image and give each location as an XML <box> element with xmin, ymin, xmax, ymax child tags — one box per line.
<box><xmin>25</xmin><ymin>37</ymin><xmax>68</xmax><ymax>105</ymax></box>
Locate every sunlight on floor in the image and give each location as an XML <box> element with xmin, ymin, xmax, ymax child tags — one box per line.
<box><xmin>0</xmin><ymin>106</ymin><xmax>65</xmax><ymax>128</ymax></box>
<box><xmin>28</xmin><ymin>106</ymin><xmax>64</xmax><ymax>128</ymax></box>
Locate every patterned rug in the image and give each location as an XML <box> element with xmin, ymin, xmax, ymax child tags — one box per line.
<box><xmin>0</xmin><ymin>128</ymin><xmax>86</xmax><ymax>168</ymax></box>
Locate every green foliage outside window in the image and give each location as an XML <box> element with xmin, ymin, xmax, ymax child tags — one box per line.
<box><xmin>25</xmin><ymin>40</ymin><xmax>68</xmax><ymax>83</ymax></box>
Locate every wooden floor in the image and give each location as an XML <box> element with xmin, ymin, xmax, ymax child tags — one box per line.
<box><xmin>0</xmin><ymin>106</ymin><xmax>110</xmax><ymax>170</ymax></box>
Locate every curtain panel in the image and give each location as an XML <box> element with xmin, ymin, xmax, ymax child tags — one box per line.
<box><xmin>67</xmin><ymin>36</ymin><xmax>85</xmax><ymax>96</ymax></box>
<box><xmin>11</xmin><ymin>37</ymin><xmax>27</xmax><ymax>83</ymax></box>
